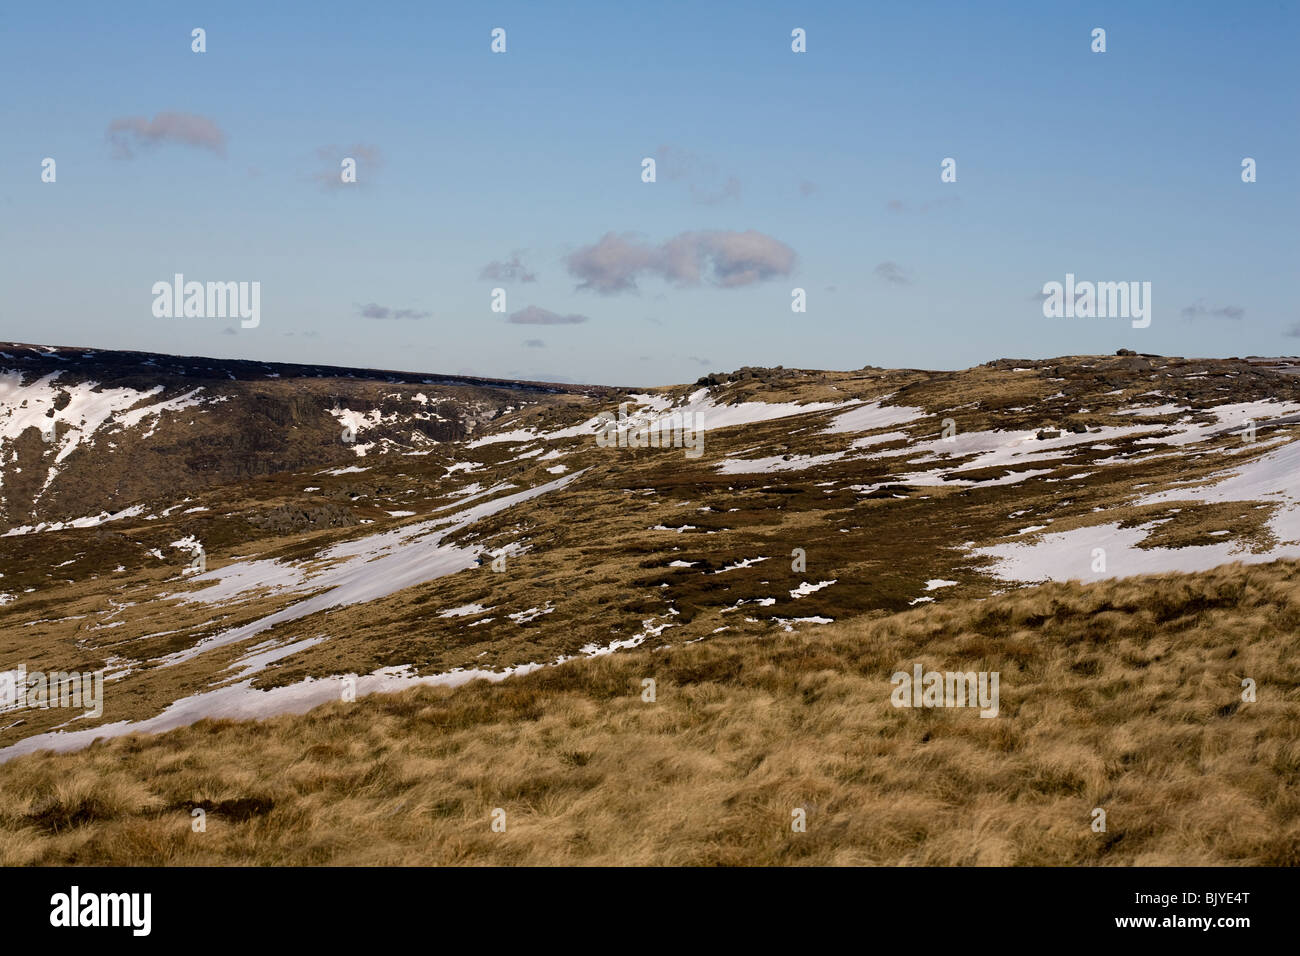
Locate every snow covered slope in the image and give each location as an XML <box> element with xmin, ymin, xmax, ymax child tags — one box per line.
<box><xmin>5</xmin><ymin>347</ymin><xmax>1300</xmax><ymax>758</ymax></box>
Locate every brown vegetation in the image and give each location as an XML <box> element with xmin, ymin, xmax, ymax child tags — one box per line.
<box><xmin>1</xmin><ymin>560</ymin><xmax>1296</xmax><ymax>866</ymax></box>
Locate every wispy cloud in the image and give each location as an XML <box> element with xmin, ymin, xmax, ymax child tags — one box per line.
<box><xmin>1182</xmin><ymin>301</ymin><xmax>1244</xmax><ymax>321</ymax></box>
<box><xmin>356</xmin><ymin>302</ymin><xmax>430</xmax><ymax>320</ymax></box>
<box><xmin>655</xmin><ymin>145</ymin><xmax>742</xmax><ymax>206</ymax></box>
<box><xmin>107</xmin><ymin>112</ymin><xmax>226</xmax><ymax>159</ymax></box>
<box><xmin>508</xmin><ymin>305</ymin><xmax>589</xmax><ymax>325</ymax></box>
<box><xmin>566</xmin><ymin>230</ymin><xmax>796</xmax><ymax>295</ymax></box>
<box><xmin>480</xmin><ymin>253</ymin><xmax>538</xmax><ymax>283</ymax></box>
<box><xmin>691</xmin><ymin>176</ymin><xmax>741</xmax><ymax>206</ymax></box>
<box><xmin>874</xmin><ymin>261</ymin><xmax>914</xmax><ymax>286</ymax></box>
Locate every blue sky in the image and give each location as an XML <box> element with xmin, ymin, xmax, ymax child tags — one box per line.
<box><xmin>1</xmin><ymin>1</ymin><xmax>1296</xmax><ymax>385</ymax></box>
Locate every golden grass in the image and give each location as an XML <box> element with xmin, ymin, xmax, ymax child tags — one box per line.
<box><xmin>1</xmin><ymin>560</ymin><xmax>1297</xmax><ymax>866</ymax></box>
<box><xmin>7</xmin><ymin>354</ymin><xmax>1299</xmax><ymax>752</ymax></box>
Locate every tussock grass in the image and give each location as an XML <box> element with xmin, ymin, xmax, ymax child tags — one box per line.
<box><xmin>1</xmin><ymin>561</ymin><xmax>1297</xmax><ymax>865</ymax></box>
<box><xmin>8</xmin><ymin>353</ymin><xmax>1300</xmax><ymax>751</ymax></box>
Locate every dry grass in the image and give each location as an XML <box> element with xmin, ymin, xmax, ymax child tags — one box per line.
<box><xmin>7</xmin><ymin>353</ymin><xmax>1300</xmax><ymax>751</ymax></box>
<box><xmin>1</xmin><ymin>560</ymin><xmax>1297</xmax><ymax>866</ymax></box>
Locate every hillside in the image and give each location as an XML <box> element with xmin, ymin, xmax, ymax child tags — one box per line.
<box><xmin>1</xmin><ymin>344</ymin><xmax>1299</xmax><ymax>864</ymax></box>
<box><xmin>0</xmin><ymin>342</ymin><xmax>618</xmax><ymax>531</ymax></box>
<box><xmin>1</xmin><ymin>560</ymin><xmax>1296</xmax><ymax>865</ymax></box>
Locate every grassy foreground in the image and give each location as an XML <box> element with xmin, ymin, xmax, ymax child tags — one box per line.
<box><xmin>1</xmin><ymin>561</ymin><xmax>1298</xmax><ymax>866</ymax></box>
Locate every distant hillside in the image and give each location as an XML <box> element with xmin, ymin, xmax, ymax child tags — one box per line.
<box><xmin>0</xmin><ymin>342</ymin><xmax>625</xmax><ymax>530</ymax></box>
<box><xmin>3</xmin><ymin>345</ymin><xmax>1300</xmax><ymax>776</ymax></box>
